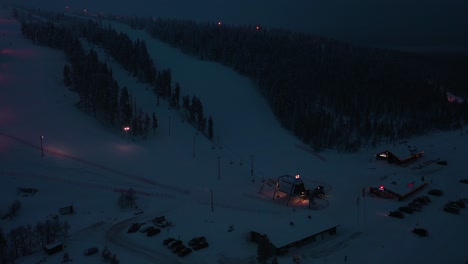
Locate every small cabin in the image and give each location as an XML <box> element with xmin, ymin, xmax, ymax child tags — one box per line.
<box><xmin>43</xmin><ymin>242</ymin><xmax>63</xmax><ymax>255</ymax></box>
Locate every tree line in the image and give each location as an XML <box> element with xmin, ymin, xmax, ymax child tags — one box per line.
<box><xmin>116</xmin><ymin>15</ymin><xmax>468</xmax><ymax>151</ymax></box>
<box><xmin>0</xmin><ymin>217</ymin><xmax>70</xmax><ymax>263</ymax></box>
<box><xmin>79</xmin><ymin>19</ymin><xmax>215</xmax><ymax>140</ymax></box>
<box><xmin>14</xmin><ymin>8</ymin><xmax>214</xmax><ymax>141</ymax></box>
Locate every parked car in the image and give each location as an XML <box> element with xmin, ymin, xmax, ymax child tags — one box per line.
<box><xmin>188</xmin><ymin>237</ymin><xmax>206</xmax><ymax>246</ymax></box>
<box><xmin>399</xmin><ymin>206</ymin><xmax>414</xmax><ymax>214</ymax></box>
<box><xmin>139</xmin><ymin>225</ymin><xmax>153</xmax><ymax>233</ymax></box>
<box><xmin>178</xmin><ymin>247</ymin><xmax>192</xmax><ymax>257</ymax></box>
<box><xmin>413</xmin><ymin>197</ymin><xmax>428</xmax><ymax>205</ymax></box>
<box><xmin>387</xmin><ymin>211</ymin><xmax>404</xmax><ymax>218</ymax></box>
<box><xmin>172</xmin><ymin>245</ymin><xmax>186</xmax><ymax>254</ymax></box>
<box><xmin>168</xmin><ymin>240</ymin><xmax>183</xmax><ymax>249</ymax></box>
<box><xmin>83</xmin><ymin>247</ymin><xmax>99</xmax><ymax>256</ymax></box>
<box><xmin>443</xmin><ymin>206</ymin><xmax>459</xmax><ymax>214</ymax></box>
<box><xmin>146</xmin><ymin>227</ymin><xmax>161</xmax><ymax>237</ymax></box>
<box><xmin>412</xmin><ymin>228</ymin><xmax>428</xmax><ymax>237</ymax></box>
<box><xmin>192</xmin><ymin>241</ymin><xmax>209</xmax><ymax>250</ymax></box>
<box><xmin>428</xmin><ymin>189</ymin><xmax>443</xmax><ymax>197</ymax></box>
<box><xmin>127</xmin><ymin>222</ymin><xmax>144</xmax><ymax>233</ymax></box>
<box><xmin>408</xmin><ymin>202</ymin><xmax>422</xmax><ymax>211</ymax></box>
<box><xmin>446</xmin><ymin>202</ymin><xmax>463</xmax><ymax>209</ymax></box>
<box><xmin>163</xmin><ymin>238</ymin><xmax>176</xmax><ymax>246</ymax></box>
<box><xmin>420</xmin><ymin>196</ymin><xmax>431</xmax><ymax>203</ymax></box>
<box><xmin>453</xmin><ymin>200</ymin><xmax>466</xmax><ymax>208</ymax></box>
<box><xmin>459</xmin><ymin>179</ymin><xmax>468</xmax><ymax>184</ymax></box>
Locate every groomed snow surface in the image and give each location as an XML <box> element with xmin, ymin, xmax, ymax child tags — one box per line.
<box><xmin>1</xmin><ymin>7</ymin><xmax>468</xmax><ymax>264</ymax></box>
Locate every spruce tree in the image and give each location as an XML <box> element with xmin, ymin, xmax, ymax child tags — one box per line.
<box><xmin>144</xmin><ymin>113</ymin><xmax>150</xmax><ymax>139</ymax></box>
<box><xmin>119</xmin><ymin>87</ymin><xmax>132</xmax><ymax>126</ymax></box>
<box><xmin>208</xmin><ymin>115</ymin><xmax>214</xmax><ymax>140</ymax></box>
<box><xmin>152</xmin><ymin>112</ymin><xmax>158</xmax><ymax>135</ymax></box>
<box><xmin>63</xmin><ymin>64</ymin><xmax>72</xmax><ymax>86</ymax></box>
<box><xmin>256</xmin><ymin>235</ymin><xmax>275</xmax><ymax>264</ymax></box>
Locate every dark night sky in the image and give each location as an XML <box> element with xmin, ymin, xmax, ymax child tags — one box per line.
<box><xmin>9</xmin><ymin>0</ymin><xmax>468</xmax><ymax>52</ymax></box>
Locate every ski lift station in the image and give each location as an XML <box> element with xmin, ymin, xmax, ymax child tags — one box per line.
<box><xmin>259</xmin><ymin>174</ymin><xmax>325</xmax><ymax>207</ymax></box>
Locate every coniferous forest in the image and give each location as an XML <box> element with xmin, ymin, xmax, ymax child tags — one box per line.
<box><xmin>118</xmin><ymin>16</ymin><xmax>468</xmax><ymax>152</ymax></box>
<box><xmin>13</xmin><ymin>8</ymin><xmax>468</xmax><ymax>151</ymax></box>
<box><xmin>14</xmin><ymin>9</ymin><xmax>214</xmax><ymax>141</ymax></box>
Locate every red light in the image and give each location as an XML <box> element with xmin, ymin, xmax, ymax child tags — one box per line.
<box><xmin>217</xmin><ymin>21</ymin><xmax>222</xmax><ymax>26</ymax></box>
<box><xmin>379</xmin><ymin>185</ymin><xmax>384</xmax><ymax>190</ymax></box>
<box><xmin>255</xmin><ymin>26</ymin><xmax>260</xmax><ymax>30</ymax></box>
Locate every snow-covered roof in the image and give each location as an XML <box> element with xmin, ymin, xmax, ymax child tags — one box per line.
<box><xmin>247</xmin><ymin>210</ymin><xmax>339</xmax><ymax>248</ymax></box>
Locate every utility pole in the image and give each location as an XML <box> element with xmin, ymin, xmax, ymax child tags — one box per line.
<box><xmin>40</xmin><ymin>136</ymin><xmax>44</xmax><ymax>157</ymax></box>
<box><xmin>251</xmin><ymin>155</ymin><xmax>254</xmax><ymax>182</ymax></box>
<box><xmin>210</xmin><ymin>189</ymin><xmax>214</xmax><ymax>213</ymax></box>
<box><xmin>193</xmin><ymin>135</ymin><xmax>196</xmax><ymax>158</ymax></box>
<box><xmin>168</xmin><ymin>116</ymin><xmax>171</xmax><ymax>136</ymax></box>
<box><xmin>217</xmin><ymin>156</ymin><xmax>221</xmax><ymax>180</ymax></box>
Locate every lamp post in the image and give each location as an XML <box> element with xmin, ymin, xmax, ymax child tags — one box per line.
<box><xmin>210</xmin><ymin>189</ymin><xmax>214</xmax><ymax>213</ymax></box>
<box><xmin>251</xmin><ymin>155</ymin><xmax>254</xmax><ymax>182</ymax></box>
<box><xmin>168</xmin><ymin>116</ymin><xmax>171</xmax><ymax>136</ymax></box>
<box><xmin>124</xmin><ymin>126</ymin><xmax>130</xmax><ymax>142</ymax></box>
<box><xmin>40</xmin><ymin>136</ymin><xmax>44</xmax><ymax>157</ymax></box>
<box><xmin>217</xmin><ymin>156</ymin><xmax>221</xmax><ymax>180</ymax></box>
<box><xmin>193</xmin><ymin>135</ymin><xmax>196</xmax><ymax>158</ymax></box>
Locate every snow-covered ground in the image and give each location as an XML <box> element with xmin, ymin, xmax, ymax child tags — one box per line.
<box><xmin>1</xmin><ymin>6</ymin><xmax>468</xmax><ymax>264</ymax></box>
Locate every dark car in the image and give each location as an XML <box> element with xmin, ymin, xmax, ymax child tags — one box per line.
<box><xmin>387</xmin><ymin>211</ymin><xmax>404</xmax><ymax>218</ymax></box>
<box><xmin>168</xmin><ymin>240</ymin><xmax>183</xmax><ymax>249</ymax></box>
<box><xmin>147</xmin><ymin>227</ymin><xmax>161</xmax><ymax>237</ymax></box>
<box><xmin>408</xmin><ymin>202</ymin><xmax>422</xmax><ymax>211</ymax></box>
<box><xmin>412</xmin><ymin>228</ymin><xmax>428</xmax><ymax>237</ymax></box>
<box><xmin>83</xmin><ymin>247</ymin><xmax>99</xmax><ymax>256</ymax></box>
<box><xmin>443</xmin><ymin>206</ymin><xmax>460</xmax><ymax>214</ymax></box>
<box><xmin>459</xmin><ymin>179</ymin><xmax>468</xmax><ymax>184</ymax></box>
<box><xmin>127</xmin><ymin>222</ymin><xmax>144</xmax><ymax>233</ymax></box>
<box><xmin>172</xmin><ymin>245</ymin><xmax>186</xmax><ymax>254</ymax></box>
<box><xmin>139</xmin><ymin>225</ymin><xmax>153</xmax><ymax>233</ymax></box>
<box><xmin>454</xmin><ymin>200</ymin><xmax>466</xmax><ymax>208</ymax></box>
<box><xmin>192</xmin><ymin>241</ymin><xmax>209</xmax><ymax>250</ymax></box>
<box><xmin>163</xmin><ymin>238</ymin><xmax>175</xmax><ymax>246</ymax></box>
<box><xmin>399</xmin><ymin>206</ymin><xmax>414</xmax><ymax>214</ymax></box>
<box><xmin>420</xmin><ymin>196</ymin><xmax>431</xmax><ymax>203</ymax></box>
<box><xmin>178</xmin><ymin>247</ymin><xmax>192</xmax><ymax>257</ymax></box>
<box><xmin>428</xmin><ymin>189</ymin><xmax>443</xmax><ymax>197</ymax></box>
<box><xmin>188</xmin><ymin>237</ymin><xmax>206</xmax><ymax>246</ymax></box>
<box><xmin>413</xmin><ymin>197</ymin><xmax>428</xmax><ymax>205</ymax></box>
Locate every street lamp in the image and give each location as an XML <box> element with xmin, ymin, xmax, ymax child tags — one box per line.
<box><xmin>124</xmin><ymin>126</ymin><xmax>130</xmax><ymax>142</ymax></box>
<box><xmin>218</xmin><ymin>156</ymin><xmax>221</xmax><ymax>180</ymax></box>
<box><xmin>193</xmin><ymin>135</ymin><xmax>196</xmax><ymax>158</ymax></box>
<box><xmin>40</xmin><ymin>136</ymin><xmax>44</xmax><ymax>157</ymax></box>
